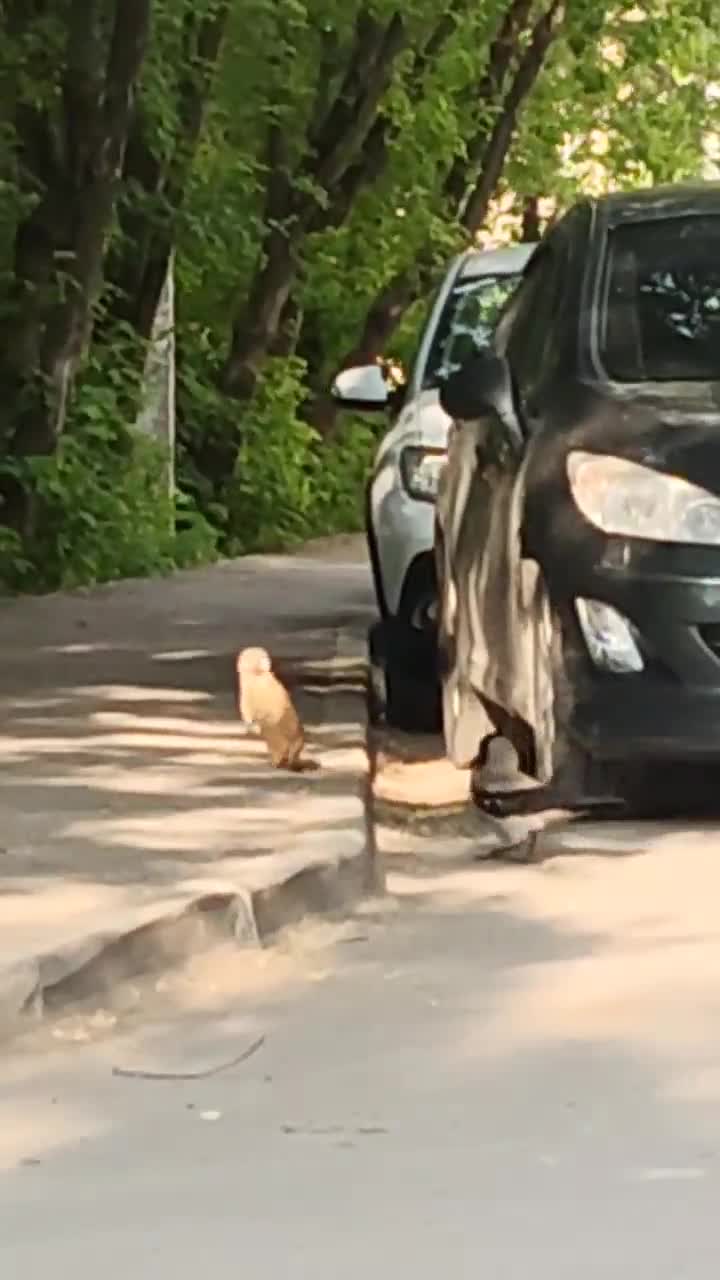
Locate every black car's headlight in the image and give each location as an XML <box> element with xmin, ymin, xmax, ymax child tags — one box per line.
<box><xmin>399</xmin><ymin>447</ymin><xmax>447</xmax><ymax>502</ymax></box>
<box><xmin>567</xmin><ymin>451</ymin><xmax>720</xmax><ymax>544</ymax></box>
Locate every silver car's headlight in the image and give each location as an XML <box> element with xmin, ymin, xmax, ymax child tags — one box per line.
<box><xmin>567</xmin><ymin>451</ymin><xmax>720</xmax><ymax>544</ymax></box>
<box><xmin>400</xmin><ymin>447</ymin><xmax>447</xmax><ymax>503</ymax></box>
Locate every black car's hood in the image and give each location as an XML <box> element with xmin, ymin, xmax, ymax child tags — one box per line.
<box><xmin>559</xmin><ymin>379</ymin><xmax>720</xmax><ymax>493</ymax></box>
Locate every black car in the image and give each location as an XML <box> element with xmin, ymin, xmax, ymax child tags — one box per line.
<box><xmin>434</xmin><ymin>182</ymin><xmax>720</xmax><ymax>814</ymax></box>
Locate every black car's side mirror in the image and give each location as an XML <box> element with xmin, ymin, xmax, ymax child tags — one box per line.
<box><xmin>439</xmin><ymin>350</ymin><xmax>517</xmax><ymax>431</ymax></box>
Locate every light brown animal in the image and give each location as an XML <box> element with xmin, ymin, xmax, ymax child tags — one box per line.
<box><xmin>236</xmin><ymin>647</ymin><xmax>311</xmax><ymax>771</ymax></box>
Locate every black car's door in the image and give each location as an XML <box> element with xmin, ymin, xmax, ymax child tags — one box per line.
<box><xmin>463</xmin><ymin>231</ymin><xmax>572</xmax><ymax>733</ymax></box>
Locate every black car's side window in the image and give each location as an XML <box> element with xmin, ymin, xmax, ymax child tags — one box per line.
<box><xmin>506</xmin><ymin>237</ymin><xmax>568</xmax><ymax>387</ymax></box>
<box><xmin>494</xmin><ymin>277</ymin><xmax>530</xmax><ymax>356</ymax></box>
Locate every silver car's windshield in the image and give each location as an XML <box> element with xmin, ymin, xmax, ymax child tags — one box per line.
<box><xmin>421</xmin><ymin>273</ymin><xmax>523</xmax><ymax>391</ymax></box>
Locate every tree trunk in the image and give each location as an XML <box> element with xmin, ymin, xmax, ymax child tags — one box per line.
<box><xmin>344</xmin><ymin>274</ymin><xmax>420</xmax><ymax>371</ymax></box>
<box><xmin>106</xmin><ymin>4</ymin><xmax>230</xmax><ymax>342</ymax></box>
<box><xmin>444</xmin><ymin>0</ymin><xmax>534</xmax><ymax>211</ymax></box>
<box><xmin>268</xmin><ymin>296</ymin><xmax>304</xmax><ymax>359</ymax></box>
<box><xmin>0</xmin><ymin>0</ymin><xmax>152</xmax><ymax>472</ymax></box>
<box><xmin>302</xmin><ymin>269</ymin><xmax>423</xmax><ymax>437</ymax></box>
<box><xmin>521</xmin><ymin>195</ymin><xmax>542</xmax><ymax>242</ymax></box>
<box><xmin>221</xmin><ymin>225</ymin><xmax>299</xmax><ymax>398</ymax></box>
<box><xmin>103</xmin><ymin>120</ymin><xmax>167</xmax><ymax>339</ymax></box>
<box><xmin>461</xmin><ymin>0</ymin><xmax>565</xmax><ymax>235</ymax></box>
<box><xmin>220</xmin><ymin>123</ymin><xmax>298</xmax><ymax>397</ymax></box>
<box><xmin>222</xmin><ymin>7</ymin><xmax>411</xmax><ymax>400</ymax></box>
<box><xmin>322</xmin><ymin>0</ymin><xmax>565</xmax><ymax>415</ymax></box>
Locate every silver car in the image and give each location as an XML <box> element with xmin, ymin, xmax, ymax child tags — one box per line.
<box><xmin>332</xmin><ymin>244</ymin><xmax>534</xmax><ymax>730</ymax></box>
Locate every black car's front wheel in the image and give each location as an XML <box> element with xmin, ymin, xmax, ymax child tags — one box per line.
<box><xmin>474</xmin><ymin>601</ymin><xmax>671</xmax><ymax>819</ymax></box>
<box><xmin>468</xmin><ymin>582</ymin><xmax>612</xmax><ymax>814</ymax></box>
<box><xmin>532</xmin><ymin>608</ymin><xmax>683</xmax><ymax>817</ymax></box>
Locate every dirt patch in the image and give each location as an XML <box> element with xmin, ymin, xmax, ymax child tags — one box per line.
<box><xmin>369</xmin><ymin>721</ymin><xmax>500</xmax><ymax>858</ymax></box>
<box><xmin>372</xmin><ymin>724</ymin><xmax>469</xmax><ymax>811</ymax></box>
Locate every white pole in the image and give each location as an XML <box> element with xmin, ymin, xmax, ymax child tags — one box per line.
<box><xmin>135</xmin><ymin>252</ymin><xmax>176</xmax><ymax>496</ymax></box>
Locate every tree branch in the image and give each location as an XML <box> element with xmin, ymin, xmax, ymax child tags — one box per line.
<box><xmin>307</xmin><ymin>4</ymin><xmax>470</xmax><ymax>235</ymax></box>
<box><xmin>2</xmin><ymin>0</ymin><xmax>47</xmax><ymax>38</ymax></box>
<box><xmin>461</xmin><ymin>0</ymin><xmax>565</xmax><ymax>232</ymax></box>
<box><xmin>1</xmin><ymin>0</ymin><xmax>154</xmax><ymax>456</ymax></box>
<box><xmin>221</xmin><ymin>122</ymin><xmax>298</xmax><ymax>394</ymax></box>
<box><xmin>307</xmin><ymin>115</ymin><xmax>389</xmax><ymax>234</ymax></box>
<box><xmin>521</xmin><ymin>194</ymin><xmax>542</xmax><ymax>241</ymax></box>
<box><xmin>308</xmin><ymin>10</ymin><xmax>407</xmax><ymax>193</ymax></box>
<box><xmin>309</xmin><ymin>24</ymin><xmax>341</xmax><ymax>138</ymax></box>
<box><xmin>102</xmin><ymin>0</ymin><xmax>153</xmax><ymax>177</ymax></box>
<box><xmin>63</xmin><ymin>0</ymin><xmax>105</xmax><ymax>180</ymax></box>
<box><xmin>320</xmin><ymin>0</ymin><xmax>564</xmax><ymax>395</ymax></box>
<box><xmin>309</xmin><ymin>8</ymin><xmax>387</xmax><ymax>156</ymax></box>
<box><xmin>444</xmin><ymin>0</ymin><xmax>535</xmax><ymax>207</ymax></box>
<box><xmin>177</xmin><ymin>1</ymin><xmax>230</xmax><ymax>143</ymax></box>
<box><xmin>408</xmin><ymin>1</ymin><xmax>470</xmax><ymax>91</ymax></box>
<box><xmin>109</xmin><ymin>1</ymin><xmax>230</xmax><ymax>337</ymax></box>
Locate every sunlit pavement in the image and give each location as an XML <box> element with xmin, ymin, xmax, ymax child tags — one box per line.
<box><xmin>2</xmin><ymin>813</ymin><xmax>720</xmax><ymax>1277</ymax></box>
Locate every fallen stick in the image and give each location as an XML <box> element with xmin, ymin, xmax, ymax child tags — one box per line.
<box><xmin>112</xmin><ymin>1034</ymin><xmax>266</xmax><ymax>1081</ymax></box>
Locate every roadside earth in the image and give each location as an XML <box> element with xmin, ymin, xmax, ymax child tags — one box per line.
<box><xmin>371</xmin><ymin>721</ymin><xmax>501</xmax><ymax>865</ymax></box>
<box><xmin>0</xmin><ymin>535</ymin><xmax>377</xmax><ymax>1037</ymax></box>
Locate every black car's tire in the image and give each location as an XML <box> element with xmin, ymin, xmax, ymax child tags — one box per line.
<box><xmin>470</xmin><ymin>625</ymin><xmax>611</xmax><ymax>816</ymax></box>
<box><xmin>466</xmin><ymin>579</ymin><xmax>717</xmax><ymax>820</ymax></box>
<box><xmin>369</xmin><ymin>617</ymin><xmax>441</xmax><ymax>734</ymax></box>
<box><xmin>527</xmin><ymin>607</ymin><xmax>638</xmax><ymax>812</ymax></box>
<box><xmin>544</xmin><ymin>611</ymin><xmax>598</xmax><ymax>795</ymax></box>
<box><xmin>543</xmin><ymin>612</ymin><xmax>684</xmax><ymax>815</ymax></box>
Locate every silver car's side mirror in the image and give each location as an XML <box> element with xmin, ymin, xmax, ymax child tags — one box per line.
<box><xmin>331</xmin><ymin>363</ymin><xmax>390</xmax><ymax>411</ymax></box>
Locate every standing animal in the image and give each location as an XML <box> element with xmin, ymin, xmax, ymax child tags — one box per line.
<box><xmin>236</xmin><ymin>647</ymin><xmax>310</xmax><ymax>771</ymax></box>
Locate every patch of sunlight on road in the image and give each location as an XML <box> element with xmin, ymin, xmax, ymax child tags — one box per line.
<box><xmin>384</xmin><ymin>816</ymin><xmax>720</xmax><ymax>1112</ymax></box>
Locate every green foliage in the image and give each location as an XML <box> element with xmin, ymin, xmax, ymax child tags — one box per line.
<box><xmin>4</xmin><ymin>0</ymin><xmax>720</xmax><ymax>595</ymax></box>
<box><xmin>1</xmin><ymin>431</ymin><xmax>174</xmax><ymax>594</ymax></box>
<box><xmin>175</xmin><ymin>327</ymin><xmax>378</xmax><ymax>556</ymax></box>
<box><xmin>179</xmin><ymin>349</ymin><xmax>378</xmax><ymax>554</ymax></box>
<box><xmin>508</xmin><ymin>1</ymin><xmax>720</xmax><ymax>207</ymax></box>
<box><xmin>223</xmin><ymin>358</ymin><xmax>321</xmax><ymax>552</ymax></box>
<box><xmin>0</xmin><ymin>339</ymin><xmax>218</xmax><ymax>594</ymax></box>
<box><xmin>0</xmin><ymin>430</ymin><xmax>219</xmax><ymax>595</ymax></box>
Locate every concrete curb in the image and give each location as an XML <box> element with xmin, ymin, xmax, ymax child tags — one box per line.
<box><xmin>0</xmin><ymin>626</ymin><xmax>378</xmax><ymax>1034</ymax></box>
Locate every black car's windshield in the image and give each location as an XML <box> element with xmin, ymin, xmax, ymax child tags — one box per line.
<box><xmin>421</xmin><ymin>273</ymin><xmax>521</xmax><ymax>390</ymax></box>
<box><xmin>600</xmin><ymin>214</ymin><xmax>720</xmax><ymax>382</ymax></box>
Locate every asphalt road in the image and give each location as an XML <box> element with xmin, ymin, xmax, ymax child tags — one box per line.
<box><xmin>0</xmin><ymin>534</ymin><xmax>377</xmax><ymax>1006</ymax></box>
<box><xmin>2</xmin><ymin>818</ymin><xmax>720</xmax><ymax>1278</ymax></box>
<box><xmin>2</xmin><ymin>535</ymin><xmax>720</xmax><ymax>1277</ymax></box>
